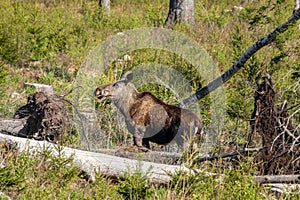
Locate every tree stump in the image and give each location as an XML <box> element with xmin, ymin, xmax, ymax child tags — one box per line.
<box><xmin>251</xmin><ymin>73</ymin><xmax>300</xmax><ymax>175</ymax></box>
<box><xmin>13</xmin><ymin>88</ymin><xmax>70</xmax><ymax>143</ymax></box>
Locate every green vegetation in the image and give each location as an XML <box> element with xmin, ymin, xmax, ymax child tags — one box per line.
<box><xmin>0</xmin><ymin>143</ymin><xmax>122</xmax><ymax>199</ymax></box>
<box><xmin>0</xmin><ymin>0</ymin><xmax>299</xmax><ymax>199</ymax></box>
<box><xmin>0</xmin><ymin>143</ymin><xmax>272</xmax><ymax>199</ymax></box>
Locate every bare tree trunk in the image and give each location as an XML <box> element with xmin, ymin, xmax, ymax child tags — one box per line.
<box><xmin>179</xmin><ymin>9</ymin><xmax>300</xmax><ymax>109</ymax></box>
<box><xmin>295</xmin><ymin>0</ymin><xmax>300</xmax><ymax>11</ymax></box>
<box><xmin>295</xmin><ymin>0</ymin><xmax>300</xmax><ymax>28</ymax></box>
<box><xmin>99</xmin><ymin>0</ymin><xmax>110</xmax><ymax>12</ymax></box>
<box><xmin>164</xmin><ymin>0</ymin><xmax>195</xmax><ymax>27</ymax></box>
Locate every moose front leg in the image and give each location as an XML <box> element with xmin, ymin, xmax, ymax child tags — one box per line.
<box><xmin>126</xmin><ymin>121</ymin><xmax>150</xmax><ymax>150</ymax></box>
<box><xmin>133</xmin><ymin>136</ymin><xmax>150</xmax><ymax>152</ymax></box>
<box><xmin>133</xmin><ymin>136</ymin><xmax>143</xmax><ymax>147</ymax></box>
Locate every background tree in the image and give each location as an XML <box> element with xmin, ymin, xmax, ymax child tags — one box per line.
<box><xmin>164</xmin><ymin>0</ymin><xmax>195</xmax><ymax>27</ymax></box>
<box><xmin>99</xmin><ymin>0</ymin><xmax>110</xmax><ymax>11</ymax></box>
<box><xmin>295</xmin><ymin>0</ymin><xmax>300</xmax><ymax>11</ymax></box>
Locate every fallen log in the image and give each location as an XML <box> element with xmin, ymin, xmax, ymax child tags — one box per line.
<box><xmin>1</xmin><ymin>132</ymin><xmax>300</xmax><ymax>186</ymax></box>
<box><xmin>0</xmin><ymin>118</ymin><xmax>26</xmax><ymax>136</ymax></box>
<box><xmin>254</xmin><ymin>175</ymin><xmax>300</xmax><ymax>184</ymax></box>
<box><xmin>0</xmin><ymin>133</ymin><xmax>195</xmax><ymax>185</ymax></box>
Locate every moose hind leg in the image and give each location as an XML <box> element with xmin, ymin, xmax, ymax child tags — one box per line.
<box><xmin>142</xmin><ymin>138</ymin><xmax>150</xmax><ymax>149</ymax></box>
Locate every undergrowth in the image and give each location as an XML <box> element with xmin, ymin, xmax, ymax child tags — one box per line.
<box><xmin>0</xmin><ymin>0</ymin><xmax>299</xmax><ymax>199</ymax></box>
<box><xmin>2</xmin><ymin>143</ymin><xmax>294</xmax><ymax>199</ymax></box>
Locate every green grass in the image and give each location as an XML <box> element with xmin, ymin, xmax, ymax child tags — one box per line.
<box><xmin>0</xmin><ymin>0</ymin><xmax>299</xmax><ymax>199</ymax></box>
<box><xmin>0</xmin><ymin>143</ymin><xmax>122</xmax><ymax>199</ymax></box>
<box><xmin>3</xmin><ymin>143</ymin><xmax>294</xmax><ymax>199</ymax></box>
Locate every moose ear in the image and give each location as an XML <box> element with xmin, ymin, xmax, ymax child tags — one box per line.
<box><xmin>122</xmin><ymin>71</ymin><xmax>133</xmax><ymax>82</ymax></box>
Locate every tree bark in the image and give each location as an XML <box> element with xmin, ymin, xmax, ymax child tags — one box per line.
<box><xmin>164</xmin><ymin>0</ymin><xmax>195</xmax><ymax>27</ymax></box>
<box><xmin>99</xmin><ymin>0</ymin><xmax>110</xmax><ymax>11</ymax></box>
<box><xmin>179</xmin><ymin>9</ymin><xmax>300</xmax><ymax>108</ymax></box>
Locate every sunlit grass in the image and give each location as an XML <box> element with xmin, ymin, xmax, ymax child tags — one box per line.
<box><xmin>0</xmin><ymin>0</ymin><xmax>299</xmax><ymax>199</ymax></box>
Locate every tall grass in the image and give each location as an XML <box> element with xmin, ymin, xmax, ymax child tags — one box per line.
<box><xmin>0</xmin><ymin>0</ymin><xmax>299</xmax><ymax>198</ymax></box>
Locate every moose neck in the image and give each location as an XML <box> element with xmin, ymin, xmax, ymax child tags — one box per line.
<box><xmin>112</xmin><ymin>83</ymin><xmax>138</xmax><ymax>118</ymax></box>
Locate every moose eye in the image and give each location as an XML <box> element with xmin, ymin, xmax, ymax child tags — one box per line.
<box><xmin>113</xmin><ymin>82</ymin><xmax>119</xmax><ymax>87</ymax></box>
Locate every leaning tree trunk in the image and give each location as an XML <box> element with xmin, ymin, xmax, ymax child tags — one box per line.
<box><xmin>179</xmin><ymin>9</ymin><xmax>300</xmax><ymax>109</ymax></box>
<box><xmin>164</xmin><ymin>0</ymin><xmax>195</xmax><ymax>27</ymax></box>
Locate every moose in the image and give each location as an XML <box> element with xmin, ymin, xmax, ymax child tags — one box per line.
<box><xmin>94</xmin><ymin>71</ymin><xmax>203</xmax><ymax>150</ymax></box>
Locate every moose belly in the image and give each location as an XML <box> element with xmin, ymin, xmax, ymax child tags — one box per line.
<box><xmin>145</xmin><ymin>128</ymin><xmax>178</xmax><ymax>145</ymax></box>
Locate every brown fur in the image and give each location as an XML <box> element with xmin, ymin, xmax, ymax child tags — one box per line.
<box><xmin>94</xmin><ymin>71</ymin><xmax>202</xmax><ymax>149</ymax></box>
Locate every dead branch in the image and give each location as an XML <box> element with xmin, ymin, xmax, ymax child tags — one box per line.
<box><xmin>194</xmin><ymin>147</ymin><xmax>264</xmax><ymax>163</ymax></box>
<box><xmin>59</xmin><ymin>86</ymin><xmax>84</xmax><ymax>98</ymax></box>
<box><xmin>254</xmin><ymin>175</ymin><xmax>300</xmax><ymax>184</ymax></box>
<box><xmin>180</xmin><ymin>9</ymin><xmax>300</xmax><ymax>108</ymax></box>
<box><xmin>24</xmin><ymin>83</ymin><xmax>54</xmax><ymax>96</ymax></box>
<box><xmin>264</xmin><ymin>183</ymin><xmax>300</xmax><ymax>195</ymax></box>
<box><xmin>251</xmin><ymin>73</ymin><xmax>300</xmax><ymax>175</ymax></box>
